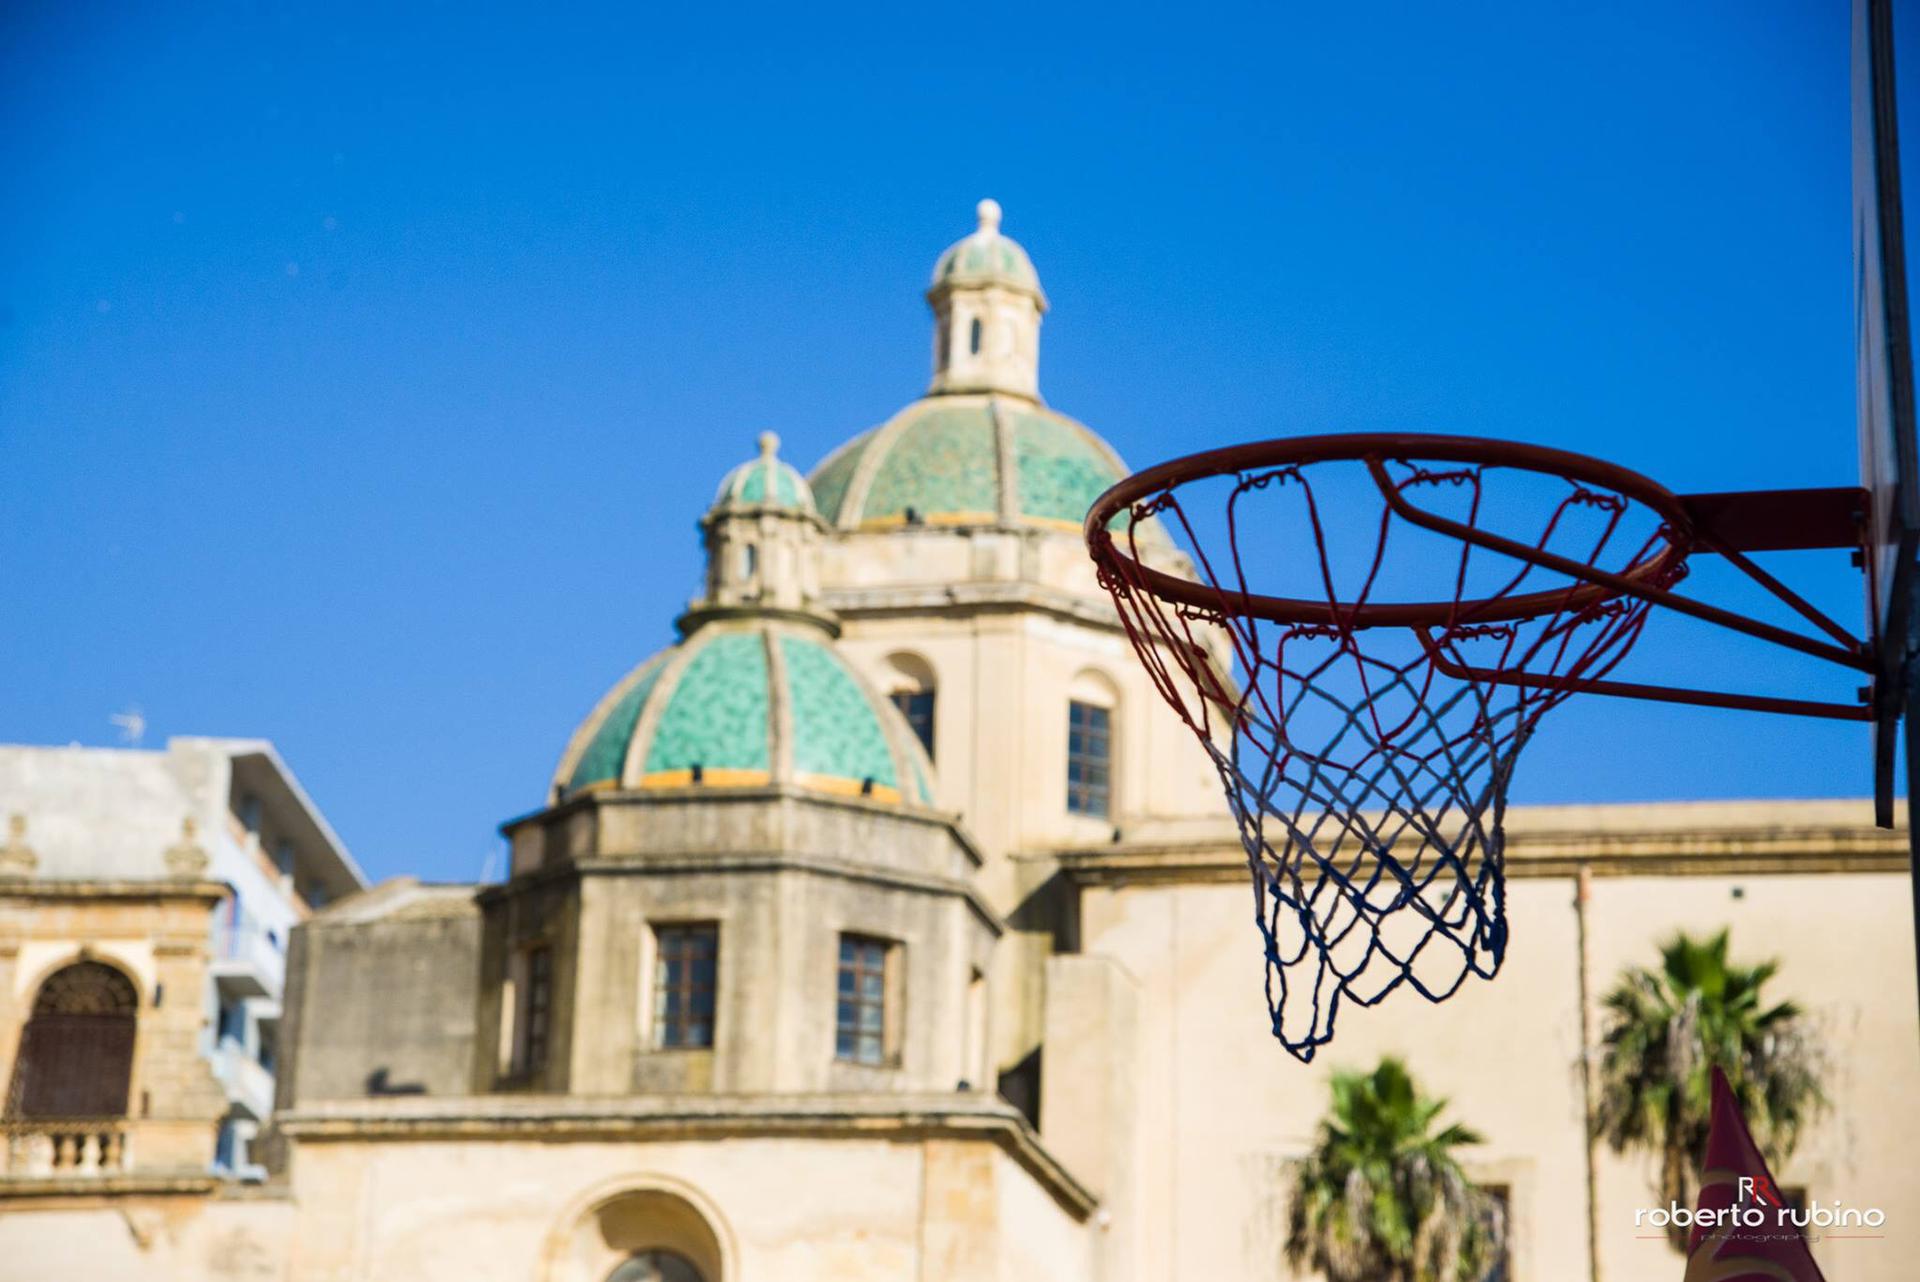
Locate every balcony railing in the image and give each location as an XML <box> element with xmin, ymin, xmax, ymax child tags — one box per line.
<box><xmin>0</xmin><ymin>1120</ymin><xmax>130</xmax><ymax>1177</ymax></box>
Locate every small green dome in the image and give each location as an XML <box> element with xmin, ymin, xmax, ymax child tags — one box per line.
<box><xmin>808</xmin><ymin>395</ymin><xmax>1129</xmax><ymax>531</ymax></box>
<box><xmin>555</xmin><ymin>620</ymin><xmax>934</xmax><ymax>807</ymax></box>
<box><xmin>712</xmin><ymin>431</ymin><xmax>816</xmax><ymax>515</ymax></box>
<box><xmin>930</xmin><ymin>199</ymin><xmax>1045</xmax><ymax>302</ymax></box>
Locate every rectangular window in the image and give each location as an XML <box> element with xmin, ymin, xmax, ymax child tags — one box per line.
<box><xmin>653</xmin><ymin>924</ymin><xmax>718</xmax><ymax>1049</ymax></box>
<box><xmin>1067</xmin><ymin>701</ymin><xmax>1112</xmax><ymax>817</ymax></box>
<box><xmin>890</xmin><ymin>689</ymin><xmax>936</xmax><ymax>759</ymax></box>
<box><xmin>835</xmin><ymin>934</ymin><xmax>893</xmax><ymax>1065</ymax></box>
<box><xmin>520</xmin><ymin>945</ymin><xmax>552</xmax><ymax>1073</ymax></box>
<box><xmin>496</xmin><ymin>969</ymin><xmax>519</xmax><ymax>1076</ymax></box>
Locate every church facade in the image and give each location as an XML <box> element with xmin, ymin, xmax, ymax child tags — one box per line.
<box><xmin>266</xmin><ymin>199</ymin><xmax>1217</xmax><ymax>1282</ymax></box>
<box><xmin>3</xmin><ymin>204</ymin><xmax>1917</xmax><ymax>1281</ymax></box>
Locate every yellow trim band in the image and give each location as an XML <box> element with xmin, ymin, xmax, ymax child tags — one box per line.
<box><xmin>795</xmin><ymin>772</ymin><xmax>904</xmax><ymax>804</ymax></box>
<box><xmin>640</xmin><ymin>768</ymin><xmax>774</xmax><ymax>789</ymax></box>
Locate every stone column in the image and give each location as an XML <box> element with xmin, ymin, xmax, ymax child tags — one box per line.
<box><xmin>133</xmin><ymin>886</ymin><xmax>230</xmax><ymax>1172</ymax></box>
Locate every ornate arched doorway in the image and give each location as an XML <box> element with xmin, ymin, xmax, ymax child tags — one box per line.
<box><xmin>605</xmin><ymin>1252</ymin><xmax>703</xmax><ymax>1282</ymax></box>
<box><xmin>5</xmin><ymin>961</ymin><xmax>138</xmax><ymax>1118</ymax></box>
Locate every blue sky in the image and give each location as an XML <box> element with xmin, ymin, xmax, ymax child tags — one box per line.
<box><xmin>2</xmin><ymin>3</ymin><xmax>1912</xmax><ymax>883</ymax></box>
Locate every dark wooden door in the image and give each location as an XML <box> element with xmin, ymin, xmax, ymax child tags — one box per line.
<box><xmin>5</xmin><ymin>961</ymin><xmax>138</xmax><ymax>1119</ymax></box>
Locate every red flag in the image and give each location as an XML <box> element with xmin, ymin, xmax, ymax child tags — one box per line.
<box><xmin>1683</xmin><ymin>1066</ymin><xmax>1825</xmax><ymax>1282</ymax></box>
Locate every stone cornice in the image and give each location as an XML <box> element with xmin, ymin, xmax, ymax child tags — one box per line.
<box><xmin>481</xmin><ymin>853</ymin><xmax>1004</xmax><ymax>938</ymax></box>
<box><xmin>276</xmin><ymin>1093</ymin><xmax>1096</xmax><ymax>1221</ymax></box>
<box><xmin>1054</xmin><ymin>803</ymin><xmax>1909</xmax><ymax>887</ymax></box>
<box><xmin>819</xmin><ymin>580</ymin><xmax>1121</xmax><ymax>631</ymax></box>
<box><xmin>0</xmin><ymin>1173</ymin><xmax>219</xmax><ymax>1202</ymax></box>
<box><xmin>578</xmin><ymin>854</ymin><xmax>1004</xmax><ymax>936</ymax></box>
<box><xmin>506</xmin><ymin>784</ymin><xmax>980</xmax><ymax>865</ymax></box>
<box><xmin>0</xmin><ymin>879</ymin><xmax>229</xmax><ymax>905</ymax></box>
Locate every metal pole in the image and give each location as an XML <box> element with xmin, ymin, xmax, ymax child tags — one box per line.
<box><xmin>1906</xmin><ymin>645</ymin><xmax>1920</xmax><ymax>1032</ymax></box>
<box><xmin>1574</xmin><ymin>863</ymin><xmax>1603</xmax><ymax>1282</ymax></box>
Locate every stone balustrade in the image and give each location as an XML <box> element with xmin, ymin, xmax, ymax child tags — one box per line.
<box><xmin>0</xmin><ymin>1120</ymin><xmax>130</xmax><ymax>1177</ymax></box>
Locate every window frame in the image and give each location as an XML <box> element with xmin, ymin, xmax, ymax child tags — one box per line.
<box><xmin>651</xmin><ymin>922</ymin><xmax>720</xmax><ymax>1051</ymax></box>
<box><xmin>889</xmin><ymin>688</ymin><xmax>936</xmax><ymax>759</ymax></box>
<box><xmin>834</xmin><ymin>933</ymin><xmax>900</xmax><ymax>1067</ymax></box>
<box><xmin>516</xmin><ymin>943</ymin><xmax>553</xmax><ymax>1075</ymax></box>
<box><xmin>1066</xmin><ymin>699</ymin><xmax>1113</xmax><ymax>818</ymax></box>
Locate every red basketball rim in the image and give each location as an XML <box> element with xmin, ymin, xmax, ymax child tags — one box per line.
<box><xmin>1084</xmin><ymin>432</ymin><xmax>1696</xmax><ymax>629</ymax></box>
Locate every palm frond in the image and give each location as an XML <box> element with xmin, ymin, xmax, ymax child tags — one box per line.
<box><xmin>1592</xmin><ymin>928</ymin><xmax>1825</xmax><ymax>1254</ymax></box>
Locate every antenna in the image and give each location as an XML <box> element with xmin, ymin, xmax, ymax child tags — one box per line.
<box><xmin>109</xmin><ymin>707</ymin><xmax>146</xmax><ymax>746</ymax></box>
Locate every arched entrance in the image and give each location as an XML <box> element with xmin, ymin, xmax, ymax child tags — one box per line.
<box><xmin>544</xmin><ymin>1176</ymin><xmax>733</xmax><ymax>1282</ymax></box>
<box><xmin>5</xmin><ymin>961</ymin><xmax>138</xmax><ymax>1118</ymax></box>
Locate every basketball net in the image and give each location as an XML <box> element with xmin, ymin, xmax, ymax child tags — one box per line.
<box><xmin>1089</xmin><ymin>451</ymin><xmax>1683</xmax><ymax>1060</ymax></box>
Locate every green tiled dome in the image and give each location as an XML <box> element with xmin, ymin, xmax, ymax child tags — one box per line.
<box><xmin>807</xmin><ymin>395</ymin><xmax>1128</xmax><ymax>531</ymax></box>
<box><xmin>554</xmin><ymin>621</ymin><xmax>934</xmax><ymax>806</ymax></box>
<box><xmin>930</xmin><ymin>198</ymin><xmax>1045</xmax><ymax>302</ymax></box>
<box><xmin>712</xmin><ymin>431</ymin><xmax>816</xmax><ymax>515</ymax></box>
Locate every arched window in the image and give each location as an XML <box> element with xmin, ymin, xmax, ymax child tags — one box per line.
<box><xmin>556</xmin><ymin>1181</ymin><xmax>727</xmax><ymax>1282</ymax></box>
<box><xmin>969</xmin><ymin>317</ymin><xmax>982</xmax><ymax>355</ymax></box>
<box><xmin>5</xmin><ymin>961</ymin><xmax>138</xmax><ymax>1118</ymax></box>
<box><xmin>605</xmin><ymin>1250</ymin><xmax>704</xmax><ymax>1282</ymax></box>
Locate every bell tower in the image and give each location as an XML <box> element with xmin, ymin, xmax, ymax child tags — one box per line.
<box><xmin>692</xmin><ymin>431</ymin><xmax>830</xmax><ymax>626</ymax></box>
<box><xmin>927</xmin><ymin>199</ymin><xmax>1048</xmax><ymax>402</ymax></box>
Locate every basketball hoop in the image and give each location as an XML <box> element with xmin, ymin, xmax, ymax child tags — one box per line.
<box><xmin>1086</xmin><ymin>433</ymin><xmax>1875</xmax><ymax>1060</ymax></box>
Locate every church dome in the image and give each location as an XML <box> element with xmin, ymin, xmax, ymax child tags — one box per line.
<box><xmin>930</xmin><ymin>199</ymin><xmax>1045</xmax><ymax>302</ymax></box>
<box><xmin>807</xmin><ymin>395</ymin><xmax>1128</xmax><ymax>531</ymax></box>
<box><xmin>554</xmin><ymin>619</ymin><xmax>934</xmax><ymax>806</ymax></box>
<box><xmin>711</xmin><ymin>431</ymin><xmax>816</xmax><ymax>516</ymax></box>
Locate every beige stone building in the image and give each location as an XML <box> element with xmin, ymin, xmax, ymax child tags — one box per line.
<box><xmin>3</xmin><ymin>204</ymin><xmax>1917</xmax><ymax>1281</ymax></box>
<box><xmin>0</xmin><ymin>737</ymin><xmax>366</xmax><ymax>1277</ymax></box>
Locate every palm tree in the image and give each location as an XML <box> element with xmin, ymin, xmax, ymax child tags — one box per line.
<box><xmin>1593</xmin><ymin>928</ymin><xmax>1825</xmax><ymax>1251</ymax></box>
<box><xmin>1284</xmin><ymin>1056</ymin><xmax>1504</xmax><ymax>1282</ymax></box>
